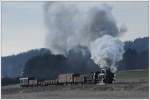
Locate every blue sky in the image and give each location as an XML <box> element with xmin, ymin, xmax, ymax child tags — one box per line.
<box><xmin>2</xmin><ymin>1</ymin><xmax>149</xmax><ymax>56</ymax></box>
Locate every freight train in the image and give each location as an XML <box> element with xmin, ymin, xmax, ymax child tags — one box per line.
<box><xmin>20</xmin><ymin>68</ymin><xmax>115</xmax><ymax>87</ymax></box>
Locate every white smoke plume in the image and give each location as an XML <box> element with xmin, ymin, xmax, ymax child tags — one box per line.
<box><xmin>44</xmin><ymin>2</ymin><xmax>121</xmax><ymax>55</ymax></box>
<box><xmin>44</xmin><ymin>2</ymin><xmax>126</xmax><ymax>72</ymax></box>
<box><xmin>90</xmin><ymin>35</ymin><xmax>124</xmax><ymax>73</ymax></box>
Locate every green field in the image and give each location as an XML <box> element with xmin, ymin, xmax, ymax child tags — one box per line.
<box><xmin>116</xmin><ymin>69</ymin><xmax>149</xmax><ymax>81</ymax></box>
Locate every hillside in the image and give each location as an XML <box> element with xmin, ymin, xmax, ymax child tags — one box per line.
<box><xmin>118</xmin><ymin>37</ymin><xmax>149</xmax><ymax>70</ymax></box>
<box><xmin>1</xmin><ymin>37</ymin><xmax>149</xmax><ymax>78</ymax></box>
<box><xmin>23</xmin><ymin>37</ymin><xmax>149</xmax><ymax>79</ymax></box>
<box><xmin>23</xmin><ymin>47</ymin><xmax>99</xmax><ymax>80</ymax></box>
<box><xmin>1</xmin><ymin>48</ymin><xmax>50</xmax><ymax>78</ymax></box>
<box><xmin>124</xmin><ymin>37</ymin><xmax>148</xmax><ymax>52</ymax></box>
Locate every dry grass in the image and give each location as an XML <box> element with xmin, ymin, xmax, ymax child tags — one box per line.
<box><xmin>1</xmin><ymin>69</ymin><xmax>149</xmax><ymax>99</ymax></box>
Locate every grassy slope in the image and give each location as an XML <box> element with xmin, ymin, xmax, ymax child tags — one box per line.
<box><xmin>116</xmin><ymin>69</ymin><xmax>149</xmax><ymax>81</ymax></box>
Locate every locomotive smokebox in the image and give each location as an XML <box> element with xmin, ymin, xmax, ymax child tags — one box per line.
<box><xmin>96</xmin><ymin>68</ymin><xmax>115</xmax><ymax>85</ymax></box>
<box><xmin>96</xmin><ymin>68</ymin><xmax>106</xmax><ymax>85</ymax></box>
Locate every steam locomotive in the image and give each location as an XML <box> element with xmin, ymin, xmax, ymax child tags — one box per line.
<box><xmin>20</xmin><ymin>68</ymin><xmax>115</xmax><ymax>87</ymax></box>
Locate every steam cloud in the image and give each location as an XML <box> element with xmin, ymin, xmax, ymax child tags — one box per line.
<box><xmin>44</xmin><ymin>2</ymin><xmax>125</xmax><ymax>72</ymax></box>
<box><xmin>90</xmin><ymin>35</ymin><xmax>124</xmax><ymax>73</ymax></box>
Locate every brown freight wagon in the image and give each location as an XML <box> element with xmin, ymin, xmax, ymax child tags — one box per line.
<box><xmin>49</xmin><ymin>80</ymin><xmax>58</xmax><ymax>85</ymax></box>
<box><xmin>79</xmin><ymin>74</ymin><xmax>87</xmax><ymax>84</ymax></box>
<box><xmin>58</xmin><ymin>73</ymin><xmax>74</xmax><ymax>84</ymax></box>
<box><xmin>44</xmin><ymin>80</ymin><xmax>50</xmax><ymax>86</ymax></box>
<box><xmin>73</xmin><ymin>74</ymin><xmax>81</xmax><ymax>84</ymax></box>
<box><xmin>66</xmin><ymin>73</ymin><xmax>73</xmax><ymax>84</ymax></box>
<box><xmin>38</xmin><ymin>80</ymin><xmax>47</xmax><ymax>86</ymax></box>
<box><xmin>84</xmin><ymin>72</ymin><xmax>95</xmax><ymax>84</ymax></box>
<box><xmin>58</xmin><ymin>74</ymin><xmax>66</xmax><ymax>84</ymax></box>
<box><xmin>29</xmin><ymin>80</ymin><xmax>38</xmax><ymax>86</ymax></box>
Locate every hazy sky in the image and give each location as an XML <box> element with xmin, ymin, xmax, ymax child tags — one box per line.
<box><xmin>2</xmin><ymin>1</ymin><xmax>149</xmax><ymax>56</ymax></box>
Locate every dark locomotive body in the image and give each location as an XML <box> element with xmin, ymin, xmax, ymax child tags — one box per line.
<box><xmin>20</xmin><ymin>68</ymin><xmax>115</xmax><ymax>87</ymax></box>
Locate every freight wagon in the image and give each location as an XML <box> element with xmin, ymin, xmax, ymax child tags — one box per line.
<box><xmin>20</xmin><ymin>68</ymin><xmax>114</xmax><ymax>87</ymax></box>
<box><xmin>20</xmin><ymin>77</ymin><xmax>37</xmax><ymax>87</ymax></box>
<box><xmin>58</xmin><ymin>73</ymin><xmax>73</xmax><ymax>84</ymax></box>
